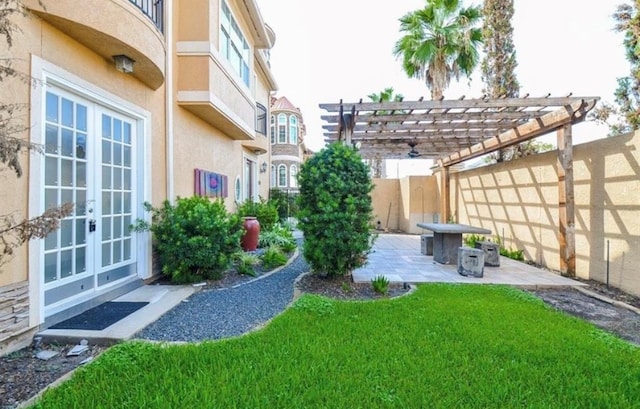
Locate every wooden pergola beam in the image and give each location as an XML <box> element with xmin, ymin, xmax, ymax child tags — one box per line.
<box><xmin>319</xmin><ymin>96</ymin><xmax>594</xmax><ymax>112</ymax></box>
<box><xmin>320</xmin><ymin>110</ymin><xmax>547</xmax><ymax>123</ymax></box>
<box><xmin>438</xmin><ymin>99</ymin><xmax>596</xmax><ymax>167</ymax></box>
<box><xmin>324</xmin><ymin>129</ymin><xmax>512</xmax><ymax>140</ymax></box>
<box><xmin>323</xmin><ymin>120</ymin><xmax>522</xmax><ymax>133</ymax></box>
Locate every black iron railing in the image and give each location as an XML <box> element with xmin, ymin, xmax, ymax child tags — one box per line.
<box><xmin>129</xmin><ymin>0</ymin><xmax>164</xmax><ymax>33</ymax></box>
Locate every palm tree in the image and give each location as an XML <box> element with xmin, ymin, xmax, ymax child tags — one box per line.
<box><xmin>367</xmin><ymin>87</ymin><xmax>404</xmax><ymax>103</ymax></box>
<box><xmin>393</xmin><ymin>0</ymin><xmax>483</xmax><ymax>100</ymax></box>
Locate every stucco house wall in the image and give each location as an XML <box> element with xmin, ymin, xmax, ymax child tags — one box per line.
<box><xmin>0</xmin><ymin>0</ymin><xmax>277</xmax><ymax>355</ymax></box>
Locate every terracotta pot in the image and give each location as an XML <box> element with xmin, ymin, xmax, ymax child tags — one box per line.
<box><xmin>241</xmin><ymin>217</ymin><xmax>260</xmax><ymax>251</ymax></box>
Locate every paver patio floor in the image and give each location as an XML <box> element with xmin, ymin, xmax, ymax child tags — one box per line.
<box><xmin>352</xmin><ymin>234</ymin><xmax>584</xmax><ymax>288</ymax></box>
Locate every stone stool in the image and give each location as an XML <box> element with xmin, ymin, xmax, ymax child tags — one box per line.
<box><xmin>421</xmin><ymin>234</ymin><xmax>433</xmax><ymax>256</ymax></box>
<box><xmin>457</xmin><ymin>247</ymin><xmax>485</xmax><ymax>278</ymax></box>
<box><xmin>475</xmin><ymin>241</ymin><xmax>500</xmax><ymax>267</ymax></box>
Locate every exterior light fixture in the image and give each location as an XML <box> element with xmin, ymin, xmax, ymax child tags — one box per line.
<box><xmin>260</xmin><ymin>162</ymin><xmax>268</xmax><ymax>173</ymax></box>
<box><xmin>113</xmin><ymin>55</ymin><xmax>135</xmax><ymax>73</ymax></box>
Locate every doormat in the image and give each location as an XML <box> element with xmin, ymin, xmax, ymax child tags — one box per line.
<box><xmin>49</xmin><ymin>301</ymin><xmax>149</xmax><ymax>331</ymax></box>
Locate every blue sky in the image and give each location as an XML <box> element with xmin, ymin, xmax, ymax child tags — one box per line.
<box><xmin>257</xmin><ymin>0</ymin><xmax>628</xmax><ymax>174</ymax></box>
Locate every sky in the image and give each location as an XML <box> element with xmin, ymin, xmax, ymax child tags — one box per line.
<box><xmin>256</xmin><ymin>0</ymin><xmax>628</xmax><ymax>176</ymax></box>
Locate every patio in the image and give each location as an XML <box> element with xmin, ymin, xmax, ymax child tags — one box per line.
<box><xmin>353</xmin><ymin>233</ymin><xmax>584</xmax><ymax>288</ymax></box>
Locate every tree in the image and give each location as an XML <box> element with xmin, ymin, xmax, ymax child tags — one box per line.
<box><xmin>590</xmin><ymin>1</ymin><xmax>640</xmax><ymax>136</ymax></box>
<box><xmin>367</xmin><ymin>87</ymin><xmax>404</xmax><ymax>104</ymax></box>
<box><xmin>483</xmin><ymin>140</ymin><xmax>554</xmax><ymax>164</ymax></box>
<box><xmin>480</xmin><ymin>0</ymin><xmax>519</xmax><ymax>99</ymax></box>
<box><xmin>481</xmin><ymin>0</ymin><xmax>528</xmax><ymax>162</ymax></box>
<box><xmin>393</xmin><ymin>0</ymin><xmax>483</xmax><ymax>100</ymax></box>
<box><xmin>296</xmin><ymin>143</ymin><xmax>374</xmax><ymax>277</ymax></box>
<box><xmin>0</xmin><ymin>0</ymin><xmax>72</xmax><ymax>270</ymax></box>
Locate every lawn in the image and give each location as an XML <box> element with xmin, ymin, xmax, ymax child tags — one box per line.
<box><xmin>31</xmin><ymin>284</ymin><xmax>640</xmax><ymax>408</ymax></box>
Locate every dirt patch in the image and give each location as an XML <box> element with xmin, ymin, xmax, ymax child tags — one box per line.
<box><xmin>295</xmin><ymin>273</ymin><xmax>411</xmax><ymax>300</ymax></box>
<box><xmin>527</xmin><ymin>286</ymin><xmax>640</xmax><ymax>346</ymax></box>
<box><xmin>0</xmin><ymin>343</ymin><xmax>106</xmax><ymax>408</ymax></box>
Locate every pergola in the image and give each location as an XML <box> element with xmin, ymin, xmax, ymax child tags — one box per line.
<box><xmin>319</xmin><ymin>95</ymin><xmax>600</xmax><ymax>276</ymax></box>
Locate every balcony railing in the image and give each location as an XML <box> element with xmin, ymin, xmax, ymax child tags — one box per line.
<box><xmin>129</xmin><ymin>0</ymin><xmax>164</xmax><ymax>33</ymax></box>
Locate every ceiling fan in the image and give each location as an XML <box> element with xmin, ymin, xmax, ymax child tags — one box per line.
<box><xmin>407</xmin><ymin>141</ymin><xmax>423</xmax><ymax>158</ymax></box>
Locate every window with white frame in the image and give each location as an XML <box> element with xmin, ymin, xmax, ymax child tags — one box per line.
<box><xmin>277</xmin><ymin>113</ymin><xmax>286</xmax><ymax>143</ymax></box>
<box><xmin>278</xmin><ymin>164</ymin><xmax>287</xmax><ymax>187</ymax></box>
<box><xmin>289</xmin><ymin>115</ymin><xmax>298</xmax><ymax>145</ymax></box>
<box><xmin>219</xmin><ymin>1</ymin><xmax>250</xmax><ymax>87</ymax></box>
<box><xmin>290</xmin><ymin>164</ymin><xmax>298</xmax><ymax>188</ymax></box>
<box><xmin>270</xmin><ymin>165</ymin><xmax>276</xmax><ymax>187</ymax></box>
<box><xmin>270</xmin><ymin>115</ymin><xmax>275</xmax><ymax>144</ymax></box>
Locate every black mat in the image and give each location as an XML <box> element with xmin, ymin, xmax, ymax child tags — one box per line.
<box><xmin>49</xmin><ymin>301</ymin><xmax>149</xmax><ymax>330</ymax></box>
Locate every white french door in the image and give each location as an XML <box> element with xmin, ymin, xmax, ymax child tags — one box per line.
<box><xmin>42</xmin><ymin>89</ymin><xmax>138</xmax><ymax>315</ymax></box>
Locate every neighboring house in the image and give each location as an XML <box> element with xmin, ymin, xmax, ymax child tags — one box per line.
<box><xmin>269</xmin><ymin>96</ymin><xmax>310</xmax><ymax>193</ymax></box>
<box><xmin>0</xmin><ymin>0</ymin><xmax>278</xmax><ymax>354</ymax></box>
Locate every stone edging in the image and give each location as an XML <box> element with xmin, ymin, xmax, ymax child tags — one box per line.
<box><xmin>574</xmin><ymin>286</ymin><xmax>640</xmax><ymax>315</ymax></box>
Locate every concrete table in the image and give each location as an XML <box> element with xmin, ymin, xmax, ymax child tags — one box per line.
<box><xmin>417</xmin><ymin>223</ymin><xmax>492</xmax><ymax>264</ymax></box>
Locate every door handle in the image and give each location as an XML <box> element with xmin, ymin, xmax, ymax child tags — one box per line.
<box><xmin>89</xmin><ymin>219</ymin><xmax>96</xmax><ymax>232</ymax></box>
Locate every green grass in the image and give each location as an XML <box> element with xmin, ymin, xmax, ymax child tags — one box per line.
<box><xmin>31</xmin><ymin>285</ymin><xmax>640</xmax><ymax>408</ymax></box>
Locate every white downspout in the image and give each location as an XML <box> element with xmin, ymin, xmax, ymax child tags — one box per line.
<box><xmin>165</xmin><ymin>0</ymin><xmax>175</xmax><ymax>203</ymax></box>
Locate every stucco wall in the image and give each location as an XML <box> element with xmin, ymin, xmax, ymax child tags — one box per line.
<box><xmin>371</xmin><ymin>179</ymin><xmax>400</xmax><ymax>231</ymax></box>
<box><xmin>0</xmin><ymin>12</ymin><xmax>166</xmax><ymax>287</ymax></box>
<box><xmin>400</xmin><ymin>176</ymin><xmax>440</xmax><ymax>234</ymax></box>
<box><xmin>371</xmin><ymin>176</ymin><xmax>439</xmax><ymax>234</ymax></box>
<box><xmin>452</xmin><ymin>131</ymin><xmax>640</xmax><ymax>296</ymax></box>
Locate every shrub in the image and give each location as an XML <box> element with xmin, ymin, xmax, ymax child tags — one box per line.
<box><xmin>232</xmin><ymin>252</ymin><xmax>259</xmax><ymax>277</ymax></box>
<box><xmin>236</xmin><ymin>197</ymin><xmax>279</xmax><ymax>231</ymax></box>
<box><xmin>464</xmin><ymin>233</ymin><xmax>486</xmax><ymax>248</ymax></box>
<box><xmin>258</xmin><ymin>222</ymin><xmax>296</xmax><ymax>252</ymax></box>
<box><xmin>371</xmin><ymin>275</ymin><xmax>390</xmax><ymax>295</ymax></box>
<box><xmin>132</xmin><ymin>197</ymin><xmax>242</xmax><ymax>283</ymax></box>
<box><xmin>297</xmin><ymin>143</ymin><xmax>374</xmax><ymax>276</ymax></box>
<box><xmin>269</xmin><ymin>188</ymin><xmax>299</xmax><ymax>220</ymax></box>
<box><xmin>260</xmin><ymin>245</ymin><xmax>288</xmax><ymax>270</ymax></box>
<box><xmin>500</xmin><ymin>247</ymin><xmax>525</xmax><ymax>261</ymax></box>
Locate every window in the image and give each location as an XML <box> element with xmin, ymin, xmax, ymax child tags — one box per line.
<box><xmin>255</xmin><ymin>103</ymin><xmax>267</xmax><ymax>135</ymax></box>
<box><xmin>220</xmin><ymin>1</ymin><xmax>250</xmax><ymax>87</ymax></box>
<box><xmin>244</xmin><ymin>158</ymin><xmax>256</xmax><ymax>201</ymax></box>
<box><xmin>278</xmin><ymin>164</ymin><xmax>287</xmax><ymax>187</ymax></box>
<box><xmin>290</xmin><ymin>165</ymin><xmax>298</xmax><ymax>188</ymax></box>
<box><xmin>277</xmin><ymin>113</ymin><xmax>286</xmax><ymax>143</ymax></box>
<box><xmin>289</xmin><ymin>116</ymin><xmax>298</xmax><ymax>145</ymax></box>
<box><xmin>270</xmin><ymin>115</ymin><xmax>275</xmax><ymax>144</ymax></box>
<box><xmin>234</xmin><ymin>176</ymin><xmax>241</xmax><ymax>202</ymax></box>
<box><xmin>270</xmin><ymin>165</ymin><xmax>276</xmax><ymax>187</ymax></box>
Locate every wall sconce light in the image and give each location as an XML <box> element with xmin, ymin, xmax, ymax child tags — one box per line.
<box><xmin>113</xmin><ymin>55</ymin><xmax>135</xmax><ymax>73</ymax></box>
<box><xmin>260</xmin><ymin>162</ymin><xmax>268</xmax><ymax>173</ymax></box>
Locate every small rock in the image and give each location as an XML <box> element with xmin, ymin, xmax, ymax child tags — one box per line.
<box><xmin>193</xmin><ymin>282</ymin><xmax>207</xmax><ymax>287</ymax></box>
<box><xmin>79</xmin><ymin>356</ymin><xmax>94</xmax><ymax>365</ymax></box>
<box><xmin>66</xmin><ymin>344</ymin><xmax>88</xmax><ymax>356</ymax></box>
<box><xmin>36</xmin><ymin>350</ymin><xmax>59</xmax><ymax>361</ymax></box>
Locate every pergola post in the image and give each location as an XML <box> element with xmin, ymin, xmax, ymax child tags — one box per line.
<box><xmin>441</xmin><ymin>165</ymin><xmax>450</xmax><ymax>223</ymax></box>
<box><xmin>557</xmin><ymin>123</ymin><xmax>575</xmax><ymax>277</ymax></box>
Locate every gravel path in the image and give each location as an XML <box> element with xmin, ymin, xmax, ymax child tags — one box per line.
<box><xmin>134</xmin><ymin>249</ymin><xmax>309</xmax><ymax>343</ymax></box>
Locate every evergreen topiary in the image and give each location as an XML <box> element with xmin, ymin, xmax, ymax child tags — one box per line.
<box><xmin>297</xmin><ymin>142</ymin><xmax>374</xmax><ymax>276</ymax></box>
